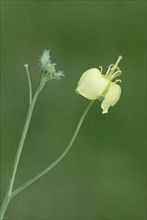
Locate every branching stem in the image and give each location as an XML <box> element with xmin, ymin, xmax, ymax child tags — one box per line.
<box><xmin>0</xmin><ymin>87</ymin><xmax>93</xmax><ymax>220</ymax></box>
<box><xmin>12</xmin><ymin>100</ymin><xmax>94</xmax><ymax>198</ymax></box>
<box><xmin>0</xmin><ymin>85</ymin><xmax>42</xmax><ymax>220</ymax></box>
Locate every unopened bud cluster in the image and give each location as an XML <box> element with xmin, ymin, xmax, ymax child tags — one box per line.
<box><xmin>40</xmin><ymin>50</ymin><xmax>64</xmax><ymax>82</ymax></box>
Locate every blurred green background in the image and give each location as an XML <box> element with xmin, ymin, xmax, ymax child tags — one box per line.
<box><xmin>1</xmin><ymin>1</ymin><xmax>146</xmax><ymax>219</ymax></box>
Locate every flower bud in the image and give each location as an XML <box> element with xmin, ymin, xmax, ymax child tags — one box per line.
<box><xmin>39</xmin><ymin>49</ymin><xmax>64</xmax><ymax>82</ymax></box>
<box><xmin>40</xmin><ymin>49</ymin><xmax>50</xmax><ymax>67</ymax></box>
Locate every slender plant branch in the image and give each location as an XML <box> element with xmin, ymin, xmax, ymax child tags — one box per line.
<box><xmin>11</xmin><ymin>100</ymin><xmax>94</xmax><ymax>198</ymax></box>
<box><xmin>24</xmin><ymin>64</ymin><xmax>32</xmax><ymax>104</ymax></box>
<box><xmin>0</xmin><ymin>50</ymin><xmax>65</xmax><ymax>220</ymax></box>
<box><xmin>0</xmin><ymin>85</ymin><xmax>43</xmax><ymax>220</ymax></box>
<box><xmin>0</xmin><ymin>193</ymin><xmax>11</xmax><ymax>220</ymax></box>
<box><xmin>8</xmin><ymin>88</ymin><xmax>41</xmax><ymax>196</ymax></box>
<box><xmin>0</xmin><ymin>99</ymin><xmax>93</xmax><ymax>220</ymax></box>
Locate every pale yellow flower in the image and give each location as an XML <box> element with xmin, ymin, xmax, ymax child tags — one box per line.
<box><xmin>76</xmin><ymin>56</ymin><xmax>122</xmax><ymax>114</ymax></box>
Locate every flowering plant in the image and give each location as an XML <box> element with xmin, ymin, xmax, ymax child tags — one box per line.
<box><xmin>0</xmin><ymin>50</ymin><xmax>122</xmax><ymax>219</ymax></box>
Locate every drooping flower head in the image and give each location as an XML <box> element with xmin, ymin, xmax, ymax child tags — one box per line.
<box><xmin>76</xmin><ymin>56</ymin><xmax>122</xmax><ymax>114</ymax></box>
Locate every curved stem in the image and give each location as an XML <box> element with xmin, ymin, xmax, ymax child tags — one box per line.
<box><xmin>0</xmin><ymin>86</ymin><xmax>42</xmax><ymax>220</ymax></box>
<box><xmin>24</xmin><ymin>64</ymin><xmax>32</xmax><ymax>104</ymax></box>
<box><xmin>11</xmin><ymin>100</ymin><xmax>94</xmax><ymax>198</ymax></box>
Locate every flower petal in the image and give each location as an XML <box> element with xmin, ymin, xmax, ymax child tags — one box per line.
<box><xmin>76</xmin><ymin>68</ymin><xmax>108</xmax><ymax>100</ymax></box>
<box><xmin>101</xmin><ymin>83</ymin><xmax>121</xmax><ymax>114</ymax></box>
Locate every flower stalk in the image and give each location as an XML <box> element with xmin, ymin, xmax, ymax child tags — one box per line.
<box><xmin>0</xmin><ymin>50</ymin><xmax>64</xmax><ymax>219</ymax></box>
<box><xmin>0</xmin><ymin>87</ymin><xmax>93</xmax><ymax>219</ymax></box>
<box><xmin>0</xmin><ymin>81</ymin><xmax>44</xmax><ymax>220</ymax></box>
<box><xmin>10</xmin><ymin>100</ymin><xmax>94</xmax><ymax>199</ymax></box>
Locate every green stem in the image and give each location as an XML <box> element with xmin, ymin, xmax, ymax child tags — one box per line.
<box><xmin>0</xmin><ymin>86</ymin><xmax>42</xmax><ymax>220</ymax></box>
<box><xmin>0</xmin><ymin>193</ymin><xmax>11</xmax><ymax>220</ymax></box>
<box><xmin>0</xmin><ymin>96</ymin><xmax>94</xmax><ymax>219</ymax></box>
<box><xmin>24</xmin><ymin>64</ymin><xmax>32</xmax><ymax>104</ymax></box>
<box><xmin>11</xmin><ymin>100</ymin><xmax>94</xmax><ymax>198</ymax></box>
<box><xmin>8</xmin><ymin>88</ymin><xmax>41</xmax><ymax>195</ymax></box>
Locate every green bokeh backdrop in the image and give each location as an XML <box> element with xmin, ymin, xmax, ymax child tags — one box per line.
<box><xmin>1</xmin><ymin>1</ymin><xmax>146</xmax><ymax>219</ymax></box>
